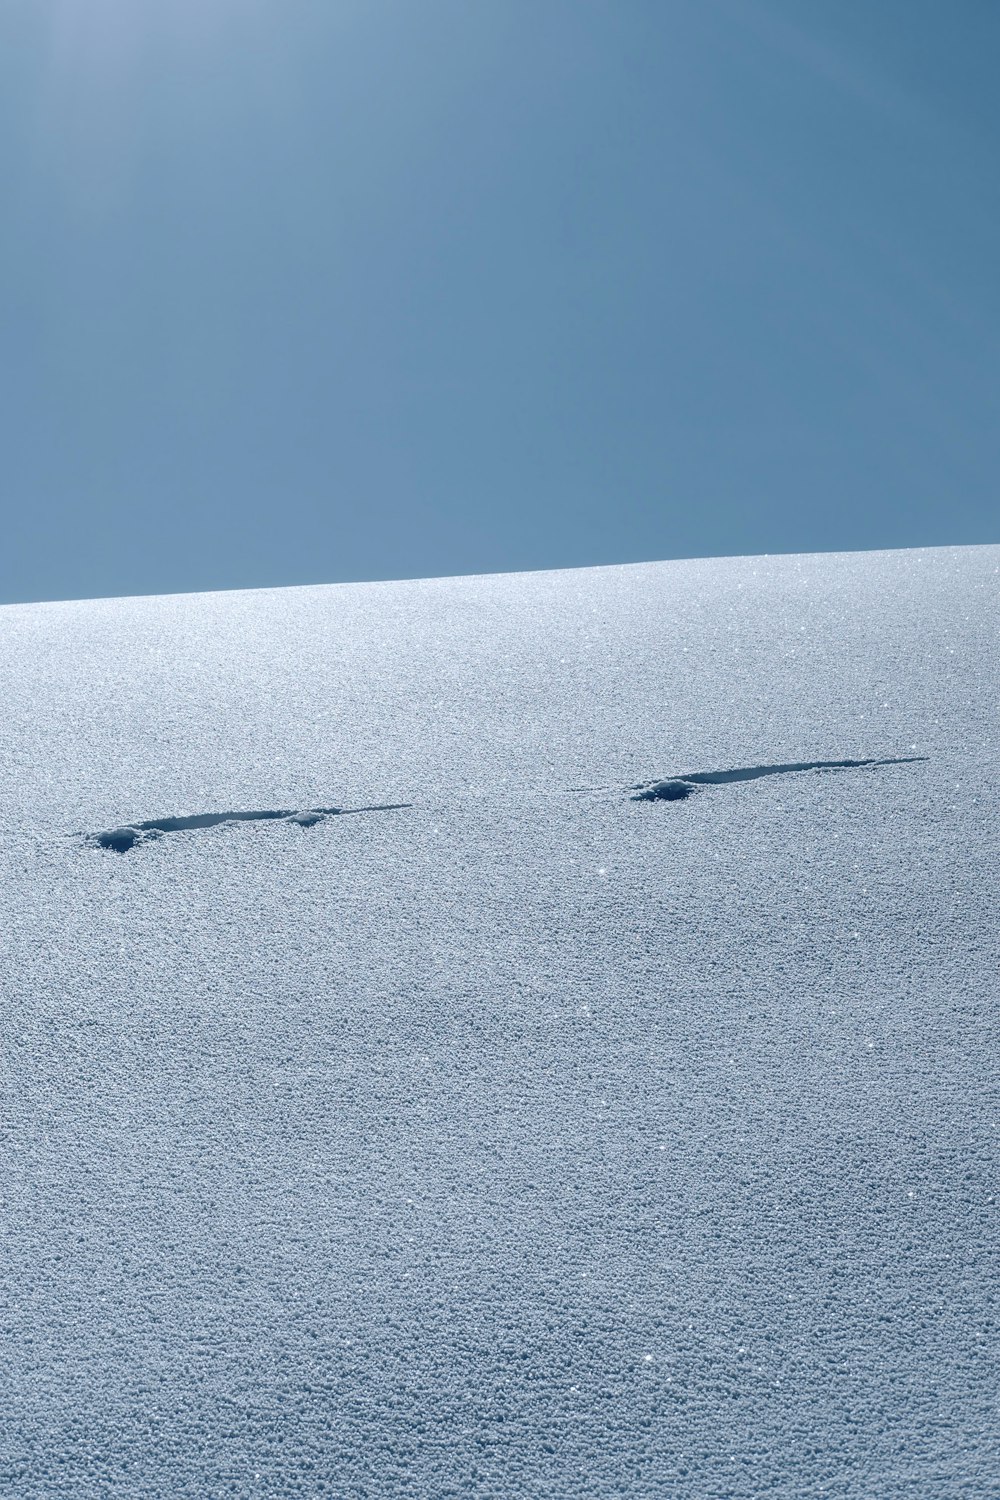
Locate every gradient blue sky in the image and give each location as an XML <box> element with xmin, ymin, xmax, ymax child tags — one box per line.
<box><xmin>2</xmin><ymin>0</ymin><xmax>997</xmax><ymax>604</ymax></box>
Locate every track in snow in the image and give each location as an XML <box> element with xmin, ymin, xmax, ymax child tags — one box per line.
<box><xmin>630</xmin><ymin>755</ymin><xmax>928</xmax><ymax>802</ymax></box>
<box><xmin>86</xmin><ymin>803</ymin><xmax>412</xmax><ymax>852</ymax></box>
<box><xmin>84</xmin><ymin>757</ymin><xmax>927</xmax><ymax>850</ymax></box>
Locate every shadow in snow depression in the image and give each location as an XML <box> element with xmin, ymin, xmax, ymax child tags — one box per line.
<box><xmin>84</xmin><ymin>757</ymin><xmax>928</xmax><ymax>850</ymax></box>
<box><xmin>630</xmin><ymin>756</ymin><xmax>927</xmax><ymax>802</ymax></box>
<box><xmin>87</xmin><ymin>804</ymin><xmax>412</xmax><ymax>852</ymax></box>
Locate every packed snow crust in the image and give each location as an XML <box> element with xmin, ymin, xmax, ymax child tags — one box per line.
<box><xmin>0</xmin><ymin>545</ymin><xmax>997</xmax><ymax>1498</ymax></box>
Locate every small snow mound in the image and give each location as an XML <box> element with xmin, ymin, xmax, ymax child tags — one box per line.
<box><xmin>92</xmin><ymin>827</ymin><xmax>145</xmax><ymax>853</ymax></box>
<box><xmin>631</xmin><ymin>780</ymin><xmax>696</xmax><ymax>803</ymax></box>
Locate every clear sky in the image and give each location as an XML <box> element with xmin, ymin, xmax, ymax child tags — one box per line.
<box><xmin>2</xmin><ymin>0</ymin><xmax>998</xmax><ymax>604</ymax></box>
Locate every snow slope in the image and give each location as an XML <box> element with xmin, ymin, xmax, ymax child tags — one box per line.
<box><xmin>1</xmin><ymin>545</ymin><xmax>997</xmax><ymax>1498</ymax></box>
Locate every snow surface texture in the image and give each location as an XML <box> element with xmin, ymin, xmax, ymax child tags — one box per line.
<box><xmin>0</xmin><ymin>545</ymin><xmax>997</xmax><ymax>1499</ymax></box>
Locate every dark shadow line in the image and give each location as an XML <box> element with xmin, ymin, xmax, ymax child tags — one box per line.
<box><xmin>133</xmin><ymin>809</ymin><xmax>300</xmax><ymax>833</ymax></box>
<box><xmin>631</xmin><ymin>756</ymin><xmax>927</xmax><ymax>801</ymax></box>
<box><xmin>336</xmin><ymin>803</ymin><xmax>413</xmax><ymax>816</ymax></box>
<box><xmin>678</xmin><ymin>756</ymin><xmax>927</xmax><ymax>786</ymax></box>
<box><xmin>87</xmin><ymin>803</ymin><xmax>412</xmax><ymax>852</ymax></box>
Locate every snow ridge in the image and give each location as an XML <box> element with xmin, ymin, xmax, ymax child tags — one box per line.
<box><xmin>87</xmin><ymin>803</ymin><xmax>412</xmax><ymax>852</ymax></box>
<box><xmin>630</xmin><ymin>756</ymin><xmax>927</xmax><ymax>802</ymax></box>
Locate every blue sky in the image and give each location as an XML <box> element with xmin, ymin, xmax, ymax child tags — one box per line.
<box><xmin>2</xmin><ymin>0</ymin><xmax>997</xmax><ymax>603</ymax></box>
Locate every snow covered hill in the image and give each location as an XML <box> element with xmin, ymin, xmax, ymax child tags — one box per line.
<box><xmin>1</xmin><ymin>545</ymin><xmax>997</xmax><ymax>1498</ymax></box>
